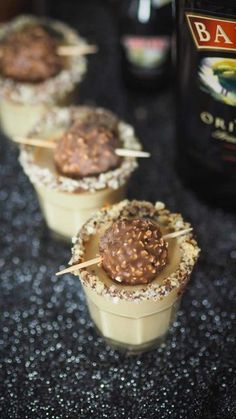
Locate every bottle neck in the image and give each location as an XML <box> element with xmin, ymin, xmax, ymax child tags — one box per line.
<box><xmin>137</xmin><ymin>0</ymin><xmax>152</xmax><ymax>23</ymax></box>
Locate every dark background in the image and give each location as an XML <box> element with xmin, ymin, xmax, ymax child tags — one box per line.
<box><xmin>0</xmin><ymin>1</ymin><xmax>235</xmax><ymax>418</ymax></box>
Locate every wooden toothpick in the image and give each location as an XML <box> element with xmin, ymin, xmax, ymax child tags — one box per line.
<box><xmin>55</xmin><ymin>228</ymin><xmax>193</xmax><ymax>276</ymax></box>
<box><xmin>13</xmin><ymin>136</ymin><xmax>150</xmax><ymax>159</ymax></box>
<box><xmin>57</xmin><ymin>45</ymin><xmax>98</xmax><ymax>56</ymax></box>
<box><xmin>14</xmin><ymin>136</ymin><xmax>56</xmax><ymax>149</ymax></box>
<box><xmin>163</xmin><ymin>228</ymin><xmax>193</xmax><ymax>240</ymax></box>
<box><xmin>0</xmin><ymin>44</ymin><xmax>97</xmax><ymax>59</ymax></box>
<box><xmin>56</xmin><ymin>256</ymin><xmax>102</xmax><ymax>276</ymax></box>
<box><xmin>115</xmin><ymin>149</ymin><xmax>150</xmax><ymax>158</ymax></box>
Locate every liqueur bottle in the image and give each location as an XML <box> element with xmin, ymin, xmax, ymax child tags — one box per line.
<box><xmin>176</xmin><ymin>0</ymin><xmax>236</xmax><ymax>209</ymax></box>
<box><xmin>119</xmin><ymin>0</ymin><xmax>173</xmax><ymax>90</ymax></box>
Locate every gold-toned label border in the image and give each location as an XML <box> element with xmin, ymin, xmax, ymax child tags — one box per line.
<box><xmin>185</xmin><ymin>12</ymin><xmax>236</xmax><ymax>52</ymax></box>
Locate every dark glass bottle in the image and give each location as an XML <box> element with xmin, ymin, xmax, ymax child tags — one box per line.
<box><xmin>176</xmin><ymin>0</ymin><xmax>236</xmax><ymax>210</ymax></box>
<box><xmin>119</xmin><ymin>0</ymin><xmax>173</xmax><ymax>90</ymax></box>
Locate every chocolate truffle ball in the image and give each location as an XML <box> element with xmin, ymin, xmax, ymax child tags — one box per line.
<box><xmin>54</xmin><ymin>110</ymin><xmax>122</xmax><ymax>178</ymax></box>
<box><xmin>0</xmin><ymin>25</ymin><xmax>63</xmax><ymax>82</ymax></box>
<box><xmin>99</xmin><ymin>218</ymin><xmax>168</xmax><ymax>285</ymax></box>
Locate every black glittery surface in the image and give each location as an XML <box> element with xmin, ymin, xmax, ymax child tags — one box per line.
<box><xmin>0</xmin><ymin>1</ymin><xmax>235</xmax><ymax>418</ymax></box>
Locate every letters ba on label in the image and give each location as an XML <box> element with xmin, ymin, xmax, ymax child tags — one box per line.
<box><xmin>186</xmin><ymin>13</ymin><xmax>236</xmax><ymax>52</ymax></box>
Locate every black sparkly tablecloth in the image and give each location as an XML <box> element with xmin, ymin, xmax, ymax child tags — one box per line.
<box><xmin>0</xmin><ymin>1</ymin><xmax>235</xmax><ymax>418</ymax></box>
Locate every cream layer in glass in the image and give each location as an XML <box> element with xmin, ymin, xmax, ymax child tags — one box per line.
<box><xmin>0</xmin><ymin>89</ymin><xmax>75</xmax><ymax>138</ymax></box>
<box><xmin>36</xmin><ymin>183</ymin><xmax>126</xmax><ymax>240</ymax></box>
<box><xmin>70</xmin><ymin>200</ymin><xmax>200</xmax><ymax>352</ymax></box>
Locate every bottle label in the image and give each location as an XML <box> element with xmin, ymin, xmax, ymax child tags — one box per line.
<box><xmin>179</xmin><ymin>7</ymin><xmax>236</xmax><ymax>168</ymax></box>
<box><xmin>186</xmin><ymin>13</ymin><xmax>236</xmax><ymax>52</ymax></box>
<box><xmin>122</xmin><ymin>35</ymin><xmax>170</xmax><ymax>70</ymax></box>
<box><xmin>200</xmin><ymin>111</ymin><xmax>236</xmax><ymax>147</ymax></box>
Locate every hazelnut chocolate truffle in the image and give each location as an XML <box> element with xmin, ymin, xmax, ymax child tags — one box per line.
<box><xmin>99</xmin><ymin>218</ymin><xmax>168</xmax><ymax>285</ymax></box>
<box><xmin>54</xmin><ymin>109</ymin><xmax>122</xmax><ymax>178</ymax></box>
<box><xmin>0</xmin><ymin>25</ymin><xmax>63</xmax><ymax>82</ymax></box>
